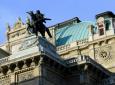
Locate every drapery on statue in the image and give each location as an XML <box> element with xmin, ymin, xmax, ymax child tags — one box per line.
<box><xmin>26</xmin><ymin>10</ymin><xmax>52</xmax><ymax>38</ymax></box>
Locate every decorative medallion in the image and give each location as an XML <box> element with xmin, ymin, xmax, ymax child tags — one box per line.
<box><xmin>99</xmin><ymin>50</ymin><xmax>107</xmax><ymax>58</ymax></box>
<box><xmin>95</xmin><ymin>45</ymin><xmax>112</xmax><ymax>63</ymax></box>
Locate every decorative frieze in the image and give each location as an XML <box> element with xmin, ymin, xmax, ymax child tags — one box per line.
<box><xmin>0</xmin><ymin>56</ymin><xmax>40</xmax><ymax>75</ymax></box>
<box><xmin>17</xmin><ymin>69</ymin><xmax>34</xmax><ymax>82</ymax></box>
<box><xmin>0</xmin><ymin>75</ymin><xmax>10</xmax><ymax>85</ymax></box>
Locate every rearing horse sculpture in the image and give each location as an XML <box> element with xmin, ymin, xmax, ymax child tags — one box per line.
<box><xmin>26</xmin><ymin>11</ymin><xmax>52</xmax><ymax>38</ymax></box>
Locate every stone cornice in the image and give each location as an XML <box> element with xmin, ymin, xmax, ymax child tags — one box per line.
<box><xmin>0</xmin><ymin>52</ymin><xmax>40</xmax><ymax>66</ymax></box>
<box><xmin>88</xmin><ymin>35</ymin><xmax>115</xmax><ymax>45</ymax></box>
<box><xmin>57</xmin><ymin>35</ymin><xmax>115</xmax><ymax>55</ymax></box>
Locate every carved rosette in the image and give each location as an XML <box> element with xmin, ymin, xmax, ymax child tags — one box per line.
<box><xmin>95</xmin><ymin>45</ymin><xmax>112</xmax><ymax>63</ymax></box>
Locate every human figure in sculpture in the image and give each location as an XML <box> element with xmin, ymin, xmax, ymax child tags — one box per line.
<box><xmin>26</xmin><ymin>10</ymin><xmax>52</xmax><ymax>38</ymax></box>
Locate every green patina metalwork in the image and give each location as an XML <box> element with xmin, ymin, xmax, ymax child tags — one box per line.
<box><xmin>56</xmin><ymin>21</ymin><xmax>96</xmax><ymax>46</ymax></box>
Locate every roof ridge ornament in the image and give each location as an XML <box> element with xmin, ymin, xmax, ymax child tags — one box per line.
<box><xmin>13</xmin><ymin>17</ymin><xmax>23</xmax><ymax>30</ymax></box>
<box><xmin>74</xmin><ymin>17</ymin><xmax>81</xmax><ymax>23</ymax></box>
<box><xmin>6</xmin><ymin>23</ymin><xmax>11</xmax><ymax>33</ymax></box>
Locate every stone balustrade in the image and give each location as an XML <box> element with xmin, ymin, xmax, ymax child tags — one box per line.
<box><xmin>65</xmin><ymin>55</ymin><xmax>110</xmax><ymax>76</ymax></box>
<box><xmin>65</xmin><ymin>55</ymin><xmax>88</xmax><ymax>66</ymax></box>
<box><xmin>57</xmin><ymin>39</ymin><xmax>88</xmax><ymax>52</ymax></box>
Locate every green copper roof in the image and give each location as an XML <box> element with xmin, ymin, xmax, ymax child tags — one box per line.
<box><xmin>56</xmin><ymin>21</ymin><xmax>95</xmax><ymax>46</ymax></box>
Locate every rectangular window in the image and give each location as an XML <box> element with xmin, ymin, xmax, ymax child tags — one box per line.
<box><xmin>105</xmin><ymin>21</ymin><xmax>110</xmax><ymax>31</ymax></box>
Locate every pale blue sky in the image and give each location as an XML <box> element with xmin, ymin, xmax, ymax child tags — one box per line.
<box><xmin>0</xmin><ymin>0</ymin><xmax>115</xmax><ymax>43</ymax></box>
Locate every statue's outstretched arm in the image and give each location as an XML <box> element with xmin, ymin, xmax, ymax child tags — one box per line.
<box><xmin>44</xmin><ymin>18</ymin><xmax>51</xmax><ymax>21</ymax></box>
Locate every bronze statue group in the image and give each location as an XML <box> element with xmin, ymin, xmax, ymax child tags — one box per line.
<box><xmin>26</xmin><ymin>10</ymin><xmax>52</xmax><ymax>38</ymax></box>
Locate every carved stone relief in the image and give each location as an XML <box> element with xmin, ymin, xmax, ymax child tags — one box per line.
<box><xmin>17</xmin><ymin>70</ymin><xmax>34</xmax><ymax>82</ymax></box>
<box><xmin>19</xmin><ymin>37</ymin><xmax>38</xmax><ymax>51</ymax></box>
<box><xmin>0</xmin><ymin>76</ymin><xmax>11</xmax><ymax>85</ymax></box>
<box><xmin>95</xmin><ymin>45</ymin><xmax>112</xmax><ymax>63</ymax></box>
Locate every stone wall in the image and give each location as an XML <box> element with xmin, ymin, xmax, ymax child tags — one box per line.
<box><xmin>42</xmin><ymin>64</ymin><xmax>66</xmax><ymax>85</ymax></box>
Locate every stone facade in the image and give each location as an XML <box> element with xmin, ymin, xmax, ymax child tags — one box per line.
<box><xmin>0</xmin><ymin>11</ymin><xmax>115</xmax><ymax>85</ymax></box>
